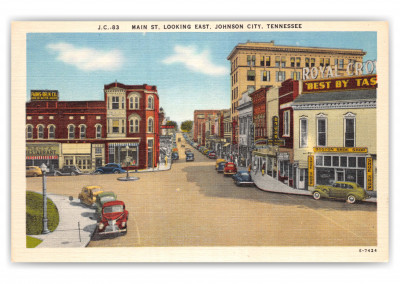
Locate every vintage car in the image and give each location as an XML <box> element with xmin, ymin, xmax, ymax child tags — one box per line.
<box><xmin>95</xmin><ymin>192</ymin><xmax>117</xmax><ymax>221</ymax></box>
<box><xmin>97</xmin><ymin>200</ymin><xmax>129</xmax><ymax>235</ymax></box>
<box><xmin>312</xmin><ymin>181</ymin><xmax>368</xmax><ymax>204</ymax></box>
<box><xmin>207</xmin><ymin>151</ymin><xmax>216</xmax><ymax>159</ymax></box>
<box><xmin>232</xmin><ymin>171</ymin><xmax>254</xmax><ymax>186</ymax></box>
<box><xmin>223</xmin><ymin>162</ymin><xmax>237</xmax><ymax>176</ymax></box>
<box><xmin>215</xmin><ymin>159</ymin><xmax>226</xmax><ymax>170</ymax></box>
<box><xmin>52</xmin><ymin>165</ymin><xmax>82</xmax><ymax>176</ymax></box>
<box><xmin>94</xmin><ymin>163</ymin><xmax>126</xmax><ymax>174</ymax></box>
<box><xmin>217</xmin><ymin>162</ymin><xmax>227</xmax><ymax>173</ymax></box>
<box><xmin>78</xmin><ymin>185</ymin><xmax>104</xmax><ymax>206</ymax></box>
<box><xmin>186</xmin><ymin>152</ymin><xmax>194</xmax><ymax>162</ymax></box>
<box><xmin>184</xmin><ymin>148</ymin><xmax>192</xmax><ymax>155</ymax></box>
<box><xmin>26</xmin><ymin>166</ymin><xmax>42</xmax><ymax>177</ymax></box>
<box><xmin>172</xmin><ymin>152</ymin><xmax>179</xmax><ymax>160</ymax></box>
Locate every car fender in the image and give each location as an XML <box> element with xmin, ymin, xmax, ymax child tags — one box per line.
<box><xmin>314</xmin><ymin>188</ymin><xmax>329</xmax><ymax>198</ymax></box>
<box><xmin>346</xmin><ymin>192</ymin><xmax>364</xmax><ymax>200</ymax></box>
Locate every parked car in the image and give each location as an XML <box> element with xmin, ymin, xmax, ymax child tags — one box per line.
<box><xmin>232</xmin><ymin>171</ymin><xmax>254</xmax><ymax>186</ymax></box>
<box><xmin>52</xmin><ymin>165</ymin><xmax>82</xmax><ymax>176</ymax></box>
<box><xmin>223</xmin><ymin>162</ymin><xmax>237</xmax><ymax>176</ymax></box>
<box><xmin>97</xmin><ymin>200</ymin><xmax>129</xmax><ymax>235</ymax></box>
<box><xmin>95</xmin><ymin>192</ymin><xmax>117</xmax><ymax>221</ymax></box>
<box><xmin>215</xmin><ymin>159</ymin><xmax>226</xmax><ymax>170</ymax></box>
<box><xmin>78</xmin><ymin>185</ymin><xmax>103</xmax><ymax>206</ymax></box>
<box><xmin>217</xmin><ymin>162</ymin><xmax>227</xmax><ymax>173</ymax></box>
<box><xmin>95</xmin><ymin>163</ymin><xmax>126</xmax><ymax>174</ymax></box>
<box><xmin>172</xmin><ymin>152</ymin><xmax>179</xmax><ymax>160</ymax></box>
<box><xmin>186</xmin><ymin>152</ymin><xmax>194</xmax><ymax>162</ymax></box>
<box><xmin>312</xmin><ymin>181</ymin><xmax>368</xmax><ymax>204</ymax></box>
<box><xmin>26</xmin><ymin>166</ymin><xmax>42</xmax><ymax>177</ymax></box>
<box><xmin>208</xmin><ymin>152</ymin><xmax>216</xmax><ymax>159</ymax></box>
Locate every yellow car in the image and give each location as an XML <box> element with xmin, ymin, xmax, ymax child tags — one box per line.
<box><xmin>215</xmin><ymin>159</ymin><xmax>226</xmax><ymax>170</ymax></box>
<box><xmin>26</xmin><ymin>166</ymin><xmax>42</xmax><ymax>177</ymax></box>
<box><xmin>78</xmin><ymin>186</ymin><xmax>103</xmax><ymax>206</ymax></box>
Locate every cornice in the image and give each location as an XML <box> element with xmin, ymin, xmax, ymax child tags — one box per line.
<box><xmin>292</xmin><ymin>100</ymin><xmax>376</xmax><ymax>110</ymax></box>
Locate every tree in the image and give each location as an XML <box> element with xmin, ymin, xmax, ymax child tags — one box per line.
<box><xmin>166</xmin><ymin>120</ymin><xmax>178</xmax><ymax>130</ymax></box>
<box><xmin>180</xmin><ymin>120</ymin><xmax>193</xmax><ymax>132</ymax></box>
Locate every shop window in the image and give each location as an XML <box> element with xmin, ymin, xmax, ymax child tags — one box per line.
<box><xmin>76</xmin><ymin>156</ymin><xmax>92</xmax><ymax>170</ymax></box>
<box><xmin>345</xmin><ymin>169</ymin><xmax>357</xmax><ymax>183</ymax></box>
<box><xmin>348</xmin><ymin>157</ymin><xmax>357</xmax><ymax>167</ymax></box>
<box><xmin>340</xmin><ymin>156</ymin><xmax>347</xmax><ymax>167</ymax></box>
<box><xmin>37</xmin><ymin>125</ymin><xmax>44</xmax><ymax>139</ymax></box>
<box><xmin>316</xmin><ymin>156</ymin><xmax>323</xmax><ymax>166</ymax></box>
<box><xmin>64</xmin><ymin>156</ymin><xmax>73</xmax><ymax>166</ymax></box>
<box><xmin>323</xmin><ymin>156</ymin><xmax>332</xmax><ymax>167</ymax></box>
<box><xmin>299</xmin><ymin>118</ymin><xmax>308</xmax><ymax>148</ymax></box>
<box><xmin>358</xmin><ymin>157</ymin><xmax>366</xmax><ymax>168</ymax></box>
<box><xmin>80</xmin><ymin>125</ymin><xmax>86</xmax><ymax>139</ymax></box>
<box><xmin>247</xmin><ymin>70</ymin><xmax>255</xmax><ymax>81</ymax></box>
<box><xmin>48</xmin><ymin>125</ymin><xmax>55</xmax><ymax>139</ymax></box>
<box><xmin>68</xmin><ymin>125</ymin><xmax>75</xmax><ymax>139</ymax></box>
<box><xmin>316</xmin><ymin>168</ymin><xmax>335</xmax><ymax>185</ymax></box>
<box><xmin>26</xmin><ymin>125</ymin><xmax>33</xmax><ymax>139</ymax></box>
<box><xmin>332</xmin><ymin>156</ymin><xmax>339</xmax><ymax>167</ymax></box>
<box><xmin>345</xmin><ymin>117</ymin><xmax>355</xmax><ymax>147</ymax></box>
<box><xmin>317</xmin><ymin>118</ymin><xmax>327</xmax><ymax>146</ymax></box>
<box><xmin>336</xmin><ymin>170</ymin><xmax>344</xmax><ymax>181</ymax></box>
<box><xmin>112</xmin><ymin>96</ymin><xmax>119</xmax><ymax>109</ymax></box>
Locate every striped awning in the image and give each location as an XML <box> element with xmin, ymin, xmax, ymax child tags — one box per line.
<box><xmin>26</xmin><ymin>156</ymin><xmax>58</xmax><ymax>160</ymax></box>
<box><xmin>109</xmin><ymin>143</ymin><xmax>139</xmax><ymax>147</ymax></box>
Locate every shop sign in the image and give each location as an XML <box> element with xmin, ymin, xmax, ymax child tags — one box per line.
<box><xmin>277</xmin><ymin>153</ymin><xmax>289</xmax><ymax>160</ymax></box>
<box><xmin>313</xmin><ymin>147</ymin><xmax>368</xmax><ymax>153</ymax></box>
<box><xmin>302</xmin><ymin>74</ymin><xmax>377</xmax><ymax>93</ymax></box>
<box><xmin>26</xmin><ymin>144</ymin><xmax>59</xmax><ymax>156</ymax></box>
<box><xmin>366</xmin><ymin>157</ymin><xmax>373</xmax><ymax>191</ymax></box>
<box><xmin>267</xmin><ymin>139</ymin><xmax>285</xmax><ymax>146</ymax></box>
<box><xmin>308</xmin><ymin>155</ymin><xmax>314</xmax><ymax>187</ymax></box>
<box><xmin>30</xmin><ymin>90</ymin><xmax>59</xmax><ymax>101</ymax></box>
<box><xmin>302</xmin><ymin>61</ymin><xmax>377</xmax><ymax>80</ymax></box>
<box><xmin>273</xmin><ymin>116</ymin><xmax>279</xmax><ymax>140</ymax></box>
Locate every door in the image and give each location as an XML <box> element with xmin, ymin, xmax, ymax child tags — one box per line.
<box><xmin>95</xmin><ymin>158</ymin><xmax>102</xmax><ymax>169</ymax></box>
<box><xmin>298</xmin><ymin>169</ymin><xmax>306</xmax><ymax>189</ymax></box>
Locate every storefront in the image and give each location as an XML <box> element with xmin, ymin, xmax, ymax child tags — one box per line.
<box><xmin>107</xmin><ymin>142</ymin><xmax>140</xmax><ymax>167</ymax></box>
<box><xmin>61</xmin><ymin>143</ymin><xmax>92</xmax><ymax>172</ymax></box>
<box><xmin>252</xmin><ymin>147</ymin><xmax>278</xmax><ymax>178</ymax></box>
<box><xmin>26</xmin><ymin>143</ymin><xmax>60</xmax><ymax>171</ymax></box>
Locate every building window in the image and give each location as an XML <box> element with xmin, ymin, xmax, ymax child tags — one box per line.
<box><xmin>291</xmin><ymin>71</ymin><xmax>301</xmax><ymax>80</ymax></box>
<box><xmin>80</xmin><ymin>116</ymin><xmax>85</xmax><ymax>120</ymax></box>
<box><xmin>305</xmin><ymin>58</ymin><xmax>310</xmax><ymax>68</ymax></box>
<box><xmin>283</xmin><ymin>110</ymin><xmax>290</xmax><ymax>137</ymax></box>
<box><xmin>68</xmin><ymin>125</ymin><xmax>75</xmax><ymax>139</ymax></box>
<box><xmin>96</xmin><ymin>125</ymin><xmax>102</xmax><ymax>138</ymax></box>
<box><xmin>148</xmin><ymin>96</ymin><xmax>154</xmax><ymax>110</ymax></box>
<box><xmin>326</xmin><ymin>58</ymin><xmax>330</xmax><ymax>66</ymax></box>
<box><xmin>247</xmin><ymin>70</ymin><xmax>255</xmax><ymax>81</ymax></box>
<box><xmin>76</xmin><ymin>156</ymin><xmax>92</xmax><ymax>170</ymax></box>
<box><xmin>95</xmin><ymin>147</ymin><xmax>102</xmax><ymax>154</ymax></box>
<box><xmin>265</xmin><ymin>56</ymin><xmax>270</xmax><ymax>67</ymax></box>
<box><xmin>247</xmin><ymin>55</ymin><xmax>255</xmax><ymax>66</ymax></box>
<box><xmin>311</xmin><ymin>58</ymin><xmax>315</xmax><ymax>67</ymax></box>
<box><xmin>49</xmin><ymin>116</ymin><xmax>54</xmax><ymax>120</ymax></box>
<box><xmin>317</xmin><ymin>117</ymin><xmax>327</xmax><ymax>146</ymax></box>
<box><xmin>26</xmin><ymin>125</ymin><xmax>33</xmax><ymax>139</ymax></box>
<box><xmin>112</xmin><ymin>96</ymin><xmax>119</xmax><ymax>109</ymax></box>
<box><xmin>276</xmin><ymin>71</ymin><xmax>286</xmax><ymax>82</ymax></box>
<box><xmin>260</xmin><ymin>56</ymin><xmax>265</xmax><ymax>66</ymax></box>
<box><xmin>345</xmin><ymin>117</ymin><xmax>355</xmax><ymax>147</ymax></box>
<box><xmin>48</xmin><ymin>125</ymin><xmax>55</xmax><ymax>139</ymax></box>
<box><xmin>96</xmin><ymin>116</ymin><xmax>101</xmax><ymax>120</ymax></box>
<box><xmin>148</xmin><ymin>117</ymin><xmax>154</xmax><ymax>133</ymax></box>
<box><xmin>80</xmin><ymin>125</ymin><xmax>86</xmax><ymax>139</ymax></box>
<box><xmin>27</xmin><ymin>116</ymin><xmax>32</xmax><ymax>120</ymax></box>
<box><xmin>37</xmin><ymin>125</ymin><xmax>44</xmax><ymax>139</ymax></box>
<box><xmin>339</xmin><ymin>59</ymin><xmax>344</xmax><ymax>69</ymax></box>
<box><xmin>296</xmin><ymin>57</ymin><xmax>301</xmax><ymax>67</ymax></box>
<box><xmin>320</xmin><ymin>58</ymin><xmax>324</xmax><ymax>67</ymax></box>
<box><xmin>281</xmin><ymin>56</ymin><xmax>286</xmax><ymax>67</ymax></box>
<box><xmin>261</xmin><ymin>71</ymin><xmax>270</xmax><ymax>81</ymax></box>
<box><xmin>112</xmin><ymin>120</ymin><xmax>119</xmax><ymax>133</ymax></box>
<box><xmin>275</xmin><ymin>56</ymin><xmax>280</xmax><ymax>67</ymax></box>
<box><xmin>64</xmin><ymin>156</ymin><xmax>73</xmax><ymax>166</ymax></box>
<box><xmin>130</xmin><ymin>118</ymin><xmax>140</xmax><ymax>133</ymax></box>
<box><xmin>290</xmin><ymin>57</ymin><xmax>295</xmax><ymax>67</ymax></box>
<box><xmin>69</xmin><ymin>116</ymin><xmax>74</xmax><ymax>120</ymax></box>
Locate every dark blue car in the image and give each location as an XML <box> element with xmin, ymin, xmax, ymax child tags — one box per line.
<box><xmin>216</xmin><ymin>162</ymin><xmax>227</xmax><ymax>173</ymax></box>
<box><xmin>232</xmin><ymin>171</ymin><xmax>254</xmax><ymax>186</ymax></box>
<box><xmin>172</xmin><ymin>152</ymin><xmax>179</xmax><ymax>160</ymax></box>
<box><xmin>94</xmin><ymin>163</ymin><xmax>126</xmax><ymax>174</ymax></box>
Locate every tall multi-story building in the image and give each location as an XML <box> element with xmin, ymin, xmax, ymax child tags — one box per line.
<box><xmin>26</xmin><ymin>82</ymin><xmax>161</xmax><ymax>171</ymax></box>
<box><xmin>227</xmin><ymin>41</ymin><xmax>366</xmax><ymax>143</ymax></box>
<box><xmin>193</xmin><ymin>110</ymin><xmax>220</xmax><ymax>145</ymax></box>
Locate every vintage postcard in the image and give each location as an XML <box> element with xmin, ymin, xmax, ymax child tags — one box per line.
<box><xmin>11</xmin><ymin>21</ymin><xmax>389</xmax><ymax>262</ymax></box>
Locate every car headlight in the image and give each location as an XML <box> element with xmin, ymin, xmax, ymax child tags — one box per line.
<box><xmin>121</xmin><ymin>222</ymin><xmax>126</xmax><ymax>228</ymax></box>
<box><xmin>98</xmin><ymin>223</ymin><xmax>104</xmax><ymax>230</ymax></box>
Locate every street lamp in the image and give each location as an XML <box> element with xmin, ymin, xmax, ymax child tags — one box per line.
<box><xmin>125</xmin><ymin>145</ymin><xmax>130</xmax><ymax>179</ymax></box>
<box><xmin>40</xmin><ymin>163</ymin><xmax>50</xmax><ymax>234</ymax></box>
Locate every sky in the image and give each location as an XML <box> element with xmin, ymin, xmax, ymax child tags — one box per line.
<box><xmin>27</xmin><ymin>31</ymin><xmax>377</xmax><ymax>124</ymax></box>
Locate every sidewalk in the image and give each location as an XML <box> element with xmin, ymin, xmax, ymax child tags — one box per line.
<box><xmin>136</xmin><ymin>160</ymin><xmax>172</xmax><ymax>173</ymax></box>
<box><xmin>251</xmin><ymin>170</ymin><xmax>377</xmax><ymax>203</ymax></box>
<box><xmin>29</xmin><ymin>194</ymin><xmax>97</xmax><ymax>248</ymax></box>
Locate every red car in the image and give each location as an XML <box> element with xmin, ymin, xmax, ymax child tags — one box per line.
<box><xmin>208</xmin><ymin>152</ymin><xmax>217</xmax><ymax>159</ymax></box>
<box><xmin>223</xmin><ymin>162</ymin><xmax>237</xmax><ymax>176</ymax></box>
<box><xmin>97</xmin><ymin>200</ymin><xmax>129</xmax><ymax>235</ymax></box>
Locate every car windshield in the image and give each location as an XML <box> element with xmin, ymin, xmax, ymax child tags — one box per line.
<box><xmin>100</xmin><ymin>196</ymin><xmax>115</xmax><ymax>203</ymax></box>
<box><xmin>227</xmin><ymin>164</ymin><xmax>234</xmax><ymax>168</ymax></box>
<box><xmin>103</xmin><ymin>205</ymin><xmax>123</xmax><ymax>213</ymax></box>
<box><xmin>241</xmin><ymin>173</ymin><xmax>249</xmax><ymax>177</ymax></box>
<box><xmin>92</xmin><ymin>188</ymin><xmax>102</xmax><ymax>193</ymax></box>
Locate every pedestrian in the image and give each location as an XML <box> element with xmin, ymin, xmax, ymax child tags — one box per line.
<box><xmin>262</xmin><ymin>163</ymin><xmax>266</xmax><ymax>176</ymax></box>
<box><xmin>248</xmin><ymin>164</ymin><xmax>251</xmax><ymax>173</ymax></box>
<box><xmin>165</xmin><ymin>155</ymin><xmax>168</xmax><ymax>166</ymax></box>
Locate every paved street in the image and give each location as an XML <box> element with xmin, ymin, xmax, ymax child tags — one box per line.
<box><xmin>26</xmin><ymin>133</ymin><xmax>377</xmax><ymax>247</ymax></box>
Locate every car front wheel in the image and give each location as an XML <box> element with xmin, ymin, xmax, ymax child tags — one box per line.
<box><xmin>71</xmin><ymin>172</ymin><xmax>76</xmax><ymax>176</ymax></box>
<box><xmin>313</xmin><ymin>191</ymin><xmax>321</xmax><ymax>200</ymax></box>
<box><xmin>347</xmin><ymin>195</ymin><xmax>357</xmax><ymax>204</ymax></box>
<box><xmin>114</xmin><ymin>170</ymin><xmax>120</xmax><ymax>174</ymax></box>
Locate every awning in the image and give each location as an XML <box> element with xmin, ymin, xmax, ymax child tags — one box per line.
<box><xmin>108</xmin><ymin>143</ymin><xmax>139</xmax><ymax>147</ymax></box>
<box><xmin>223</xmin><ymin>143</ymin><xmax>230</xmax><ymax>147</ymax></box>
<box><xmin>26</xmin><ymin>156</ymin><xmax>58</xmax><ymax>160</ymax></box>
